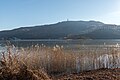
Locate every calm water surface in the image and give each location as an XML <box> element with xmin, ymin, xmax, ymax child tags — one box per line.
<box><xmin>0</xmin><ymin>39</ymin><xmax>120</xmax><ymax>52</ymax></box>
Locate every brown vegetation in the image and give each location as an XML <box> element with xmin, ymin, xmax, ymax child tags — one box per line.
<box><xmin>0</xmin><ymin>46</ymin><xmax>50</xmax><ymax>80</ymax></box>
<box><xmin>16</xmin><ymin>45</ymin><xmax>120</xmax><ymax>74</ymax></box>
<box><xmin>0</xmin><ymin>44</ymin><xmax>120</xmax><ymax>80</ymax></box>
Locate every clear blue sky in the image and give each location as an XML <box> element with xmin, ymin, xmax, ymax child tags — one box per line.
<box><xmin>0</xmin><ymin>0</ymin><xmax>120</xmax><ymax>30</ymax></box>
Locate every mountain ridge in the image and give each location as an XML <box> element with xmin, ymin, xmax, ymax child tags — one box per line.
<box><xmin>0</xmin><ymin>20</ymin><xmax>120</xmax><ymax>40</ymax></box>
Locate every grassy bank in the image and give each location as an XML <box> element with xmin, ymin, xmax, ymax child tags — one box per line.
<box><xmin>0</xmin><ymin>44</ymin><xmax>120</xmax><ymax>79</ymax></box>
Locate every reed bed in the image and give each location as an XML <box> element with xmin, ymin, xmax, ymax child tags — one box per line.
<box><xmin>0</xmin><ymin>45</ymin><xmax>50</xmax><ymax>80</ymax></box>
<box><xmin>1</xmin><ymin>44</ymin><xmax>119</xmax><ymax>75</ymax></box>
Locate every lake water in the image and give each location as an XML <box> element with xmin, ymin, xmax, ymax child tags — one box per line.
<box><xmin>0</xmin><ymin>39</ymin><xmax>120</xmax><ymax>52</ymax></box>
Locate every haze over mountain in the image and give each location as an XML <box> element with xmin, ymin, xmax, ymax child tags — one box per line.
<box><xmin>0</xmin><ymin>20</ymin><xmax>120</xmax><ymax>40</ymax></box>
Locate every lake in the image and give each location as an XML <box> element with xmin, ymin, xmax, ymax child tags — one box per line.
<box><xmin>0</xmin><ymin>39</ymin><xmax>120</xmax><ymax>53</ymax></box>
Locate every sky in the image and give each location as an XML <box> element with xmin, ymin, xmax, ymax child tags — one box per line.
<box><xmin>0</xmin><ymin>0</ymin><xmax>120</xmax><ymax>31</ymax></box>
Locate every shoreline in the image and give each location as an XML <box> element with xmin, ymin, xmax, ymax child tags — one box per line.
<box><xmin>53</xmin><ymin>68</ymin><xmax>120</xmax><ymax>80</ymax></box>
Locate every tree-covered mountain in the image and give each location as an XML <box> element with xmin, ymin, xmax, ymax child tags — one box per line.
<box><xmin>0</xmin><ymin>20</ymin><xmax>120</xmax><ymax>40</ymax></box>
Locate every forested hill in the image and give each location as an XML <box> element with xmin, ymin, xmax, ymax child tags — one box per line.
<box><xmin>0</xmin><ymin>21</ymin><xmax>120</xmax><ymax>40</ymax></box>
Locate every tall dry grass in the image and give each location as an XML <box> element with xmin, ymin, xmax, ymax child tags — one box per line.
<box><xmin>0</xmin><ymin>45</ymin><xmax>50</xmax><ymax>80</ymax></box>
<box><xmin>0</xmin><ymin>44</ymin><xmax>120</xmax><ymax>76</ymax></box>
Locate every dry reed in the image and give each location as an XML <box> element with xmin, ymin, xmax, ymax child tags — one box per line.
<box><xmin>0</xmin><ymin>44</ymin><xmax>120</xmax><ymax>77</ymax></box>
<box><xmin>0</xmin><ymin>45</ymin><xmax>50</xmax><ymax>80</ymax></box>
